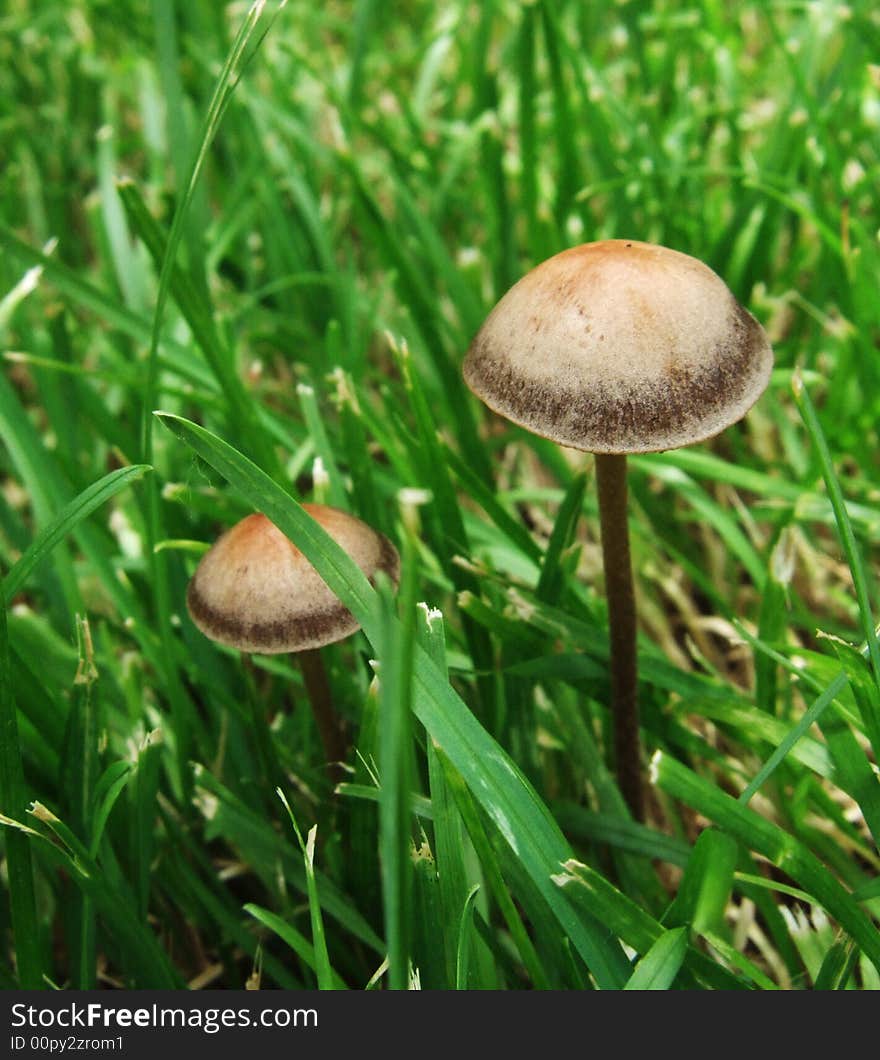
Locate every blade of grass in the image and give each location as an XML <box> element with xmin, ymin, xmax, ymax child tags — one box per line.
<box><xmin>394</xmin><ymin>335</ymin><xmax>496</xmax><ymax>719</ymax></box>
<box><xmin>60</xmin><ymin>617</ymin><xmax>99</xmax><ymax>989</ymax></box>
<box><xmin>339</xmin><ymin>156</ymin><xmax>492</xmax><ymax>485</ymax></box>
<box><xmin>553</xmin><ymin>802</ymin><xmax>691</xmax><ymax>868</ymax></box>
<box><xmin>536</xmin><ymin>471</ymin><xmax>587</xmax><ymax>604</ymax></box>
<box><xmin>131</xmin><ymin>731</ymin><xmax>162</xmax><ymax>922</ymax></box>
<box><xmin>377</xmin><ymin>493</ymin><xmax>419</xmax><ymax>990</ymax></box>
<box><xmin>411</xmin><ymin>842</ymin><xmax>445</xmax><ymax>989</ymax></box>
<box><xmin>0</xmin><ymin>225</ymin><xmax>213</xmax><ymax>390</ymax></box>
<box><xmin>0</xmin><ymin>604</ymin><xmax>43</xmax><ymax>987</ymax></box>
<box><xmin>793</xmin><ymin>371</ymin><xmax>880</xmax><ymax>695</ymax></box>
<box><xmin>701</xmin><ymin>931</ymin><xmax>779</xmax><ymax>991</ymax></box>
<box><xmin>2</xmin><ymin>465</ymin><xmax>152</xmax><ymax>603</ymax></box>
<box><xmin>814</xmin><ymin>937</ymin><xmax>858</xmax><ymax>990</ymax></box>
<box><xmin>277</xmin><ymin>791</ymin><xmax>336</xmax><ymax>992</ymax></box>
<box><xmin>740</xmin><ymin>671</ymin><xmax>848</xmax><ymax>804</ymax></box>
<box><xmin>442</xmin><ymin>441</ymin><xmax>543</xmax><ymax>566</ymax></box>
<box><xmin>140</xmin><ymin>1</ymin><xmax>286</xmax><ymax>794</ymax></box>
<box><xmin>455</xmin><ymin>884</ymin><xmax>481</xmax><ymax>990</ymax></box>
<box><xmin>297</xmin><ymin>381</ymin><xmax>347</xmax><ymax>509</ymax></box>
<box><xmin>420</xmin><ymin>604</ymin><xmax>494</xmax><ymax>988</ymax></box>
<box><xmin>623</xmin><ymin>926</ymin><xmax>687</xmax><ymax>990</ymax></box>
<box><xmin>440</xmin><ymin>754</ymin><xmax>550</xmax><ymax>990</ymax></box>
<box><xmin>0</xmin><ymin>372</ymin><xmax>81</xmax><ymax>620</ymax></box>
<box><xmin>662</xmin><ymin>828</ymin><xmax>738</xmax><ymax>936</ymax></box>
<box><xmin>244</xmin><ymin>902</ymin><xmax>346</xmax><ymax>989</ymax></box>
<box><xmin>118</xmin><ymin>178</ymin><xmax>277</xmax><ymax>475</ymax></box>
<box><xmin>194</xmin><ymin>765</ymin><xmax>383</xmax><ymax>953</ymax></box>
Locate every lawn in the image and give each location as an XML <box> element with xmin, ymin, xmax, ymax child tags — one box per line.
<box><xmin>1</xmin><ymin>0</ymin><xmax>879</xmax><ymax>990</ymax></box>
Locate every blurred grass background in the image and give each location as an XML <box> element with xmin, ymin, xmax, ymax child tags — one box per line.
<box><xmin>1</xmin><ymin>0</ymin><xmax>879</xmax><ymax>989</ymax></box>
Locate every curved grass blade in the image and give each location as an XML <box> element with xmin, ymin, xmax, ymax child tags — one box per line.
<box><xmin>455</xmin><ymin>885</ymin><xmax>481</xmax><ymax>990</ymax></box>
<box><xmin>623</xmin><ymin>926</ymin><xmax>687</xmax><ymax>990</ymax></box>
<box><xmin>277</xmin><ymin>791</ymin><xmax>336</xmax><ymax>992</ymax></box>
<box><xmin>245</xmin><ymin>903</ymin><xmax>347</xmax><ymax>989</ymax></box>
<box><xmin>814</xmin><ymin>938</ymin><xmax>858</xmax><ymax>990</ymax></box>
<box><xmin>536</xmin><ymin>471</ymin><xmax>587</xmax><ymax>604</ymax></box>
<box><xmin>154</xmin><ymin>411</ymin><xmax>630</xmax><ymax>989</ymax></box>
<box><xmin>140</xmin><ymin>1</ymin><xmax>287</xmax><ymax>796</ymax></box>
<box><xmin>0</xmin><ymin>605</ymin><xmax>42</xmax><ymax>987</ymax></box>
<box><xmin>421</xmin><ymin>605</ymin><xmax>497</xmax><ymax>988</ymax></box>
<box><xmin>141</xmin><ymin>0</ymin><xmax>285</xmax><ymax>461</ymax></box>
<box><xmin>2</xmin><ymin>465</ymin><xmax>152</xmax><ymax>603</ymax></box>
<box><xmin>662</xmin><ymin>828</ymin><xmax>738</xmax><ymax>936</ymax></box>
<box><xmin>793</xmin><ymin>373</ymin><xmax>880</xmax><ymax>694</ymax></box>
<box><xmin>0</xmin><ymin>225</ymin><xmax>210</xmax><ymax>388</ymax></box>
<box><xmin>61</xmin><ymin>617</ymin><xmax>99</xmax><ymax>988</ymax></box>
<box><xmin>740</xmin><ymin>671</ymin><xmax>848</xmax><ymax>804</ymax></box>
<box><xmin>439</xmin><ymin>754</ymin><xmax>550</xmax><ymax>990</ymax></box>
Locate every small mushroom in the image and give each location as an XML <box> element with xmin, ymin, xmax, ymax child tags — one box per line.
<box><xmin>187</xmin><ymin>506</ymin><xmax>400</xmax><ymax>776</ymax></box>
<box><xmin>463</xmin><ymin>239</ymin><xmax>773</xmax><ymax>819</ymax></box>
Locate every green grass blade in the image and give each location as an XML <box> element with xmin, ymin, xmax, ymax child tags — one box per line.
<box><xmin>663</xmin><ymin>828</ymin><xmax>739</xmax><ymax>936</ymax></box>
<box><xmin>90</xmin><ymin>762</ymin><xmax>134</xmax><ymax>858</ymax></box>
<box><xmin>60</xmin><ymin>617</ymin><xmax>99</xmax><ymax>988</ymax></box>
<box><xmin>420</xmin><ymin>605</ymin><xmax>496</xmax><ymax>988</ymax></box>
<box><xmin>297</xmin><ymin>381</ymin><xmax>347</xmax><ymax>509</ymax></box>
<box><xmin>439</xmin><ymin>750</ymin><xmax>549</xmax><ymax>988</ymax></box>
<box><xmin>2</xmin><ymin>465</ymin><xmax>152</xmax><ymax>603</ymax></box>
<box><xmin>377</xmin><ymin>535</ymin><xmax>417</xmax><ymax>990</ymax></box>
<box><xmin>0</xmin><ymin>225</ymin><xmax>210</xmax><ymax>387</ymax></box>
<box><xmin>536</xmin><ymin>471</ymin><xmax>587</xmax><ymax>604</ymax></box>
<box><xmin>140</xmin><ymin>0</ymin><xmax>283</xmax><ymax>458</ymax></box>
<box><xmin>814</xmin><ymin>938</ymin><xmax>858</xmax><ymax>990</ymax></box>
<box><xmin>443</xmin><ymin>442</ymin><xmax>543</xmax><ymax>565</ymax></box>
<box><xmin>245</xmin><ymin>903</ymin><xmax>347</xmax><ymax>989</ymax></box>
<box><xmin>701</xmin><ymin>931</ymin><xmax>779</xmax><ymax>991</ymax></box>
<box><xmin>138</xmin><ymin>0</ymin><xmax>285</xmax><ymax>796</ymax></box>
<box><xmin>0</xmin><ymin>604</ymin><xmax>43</xmax><ymax>987</ymax></box>
<box><xmin>455</xmin><ymin>885</ymin><xmax>481</xmax><ymax>990</ymax></box>
<box><xmin>623</xmin><ymin>926</ymin><xmax>687</xmax><ymax>990</ymax></box>
<box><xmin>793</xmin><ymin>372</ymin><xmax>880</xmax><ymax>693</ymax></box>
<box><xmin>117</xmin><ymin>178</ymin><xmax>276</xmax><ymax>475</ymax></box>
<box><xmin>195</xmin><ymin>765</ymin><xmax>383</xmax><ymax>953</ymax></box>
<box><xmin>740</xmin><ymin>672</ymin><xmax>848</xmax><ymax>804</ymax></box>
<box><xmin>277</xmin><ymin>791</ymin><xmax>336</xmax><ymax>991</ymax></box>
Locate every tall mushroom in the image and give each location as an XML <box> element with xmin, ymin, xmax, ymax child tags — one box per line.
<box><xmin>187</xmin><ymin>505</ymin><xmax>399</xmax><ymax>777</ymax></box>
<box><xmin>463</xmin><ymin>239</ymin><xmax>773</xmax><ymax>819</ymax></box>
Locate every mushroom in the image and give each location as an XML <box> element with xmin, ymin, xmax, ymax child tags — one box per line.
<box><xmin>463</xmin><ymin>239</ymin><xmax>773</xmax><ymax>819</ymax></box>
<box><xmin>187</xmin><ymin>505</ymin><xmax>400</xmax><ymax>777</ymax></box>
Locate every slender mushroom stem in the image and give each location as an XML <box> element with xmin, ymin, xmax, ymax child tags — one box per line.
<box><xmin>298</xmin><ymin>648</ymin><xmax>347</xmax><ymax>782</ymax></box>
<box><xmin>594</xmin><ymin>452</ymin><xmax>644</xmax><ymax>820</ymax></box>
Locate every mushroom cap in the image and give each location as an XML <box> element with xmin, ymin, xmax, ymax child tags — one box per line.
<box><xmin>463</xmin><ymin>239</ymin><xmax>773</xmax><ymax>454</ymax></box>
<box><xmin>186</xmin><ymin>506</ymin><xmax>399</xmax><ymax>654</ymax></box>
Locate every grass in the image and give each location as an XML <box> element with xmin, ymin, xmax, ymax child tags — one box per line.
<box><xmin>1</xmin><ymin>0</ymin><xmax>879</xmax><ymax>990</ymax></box>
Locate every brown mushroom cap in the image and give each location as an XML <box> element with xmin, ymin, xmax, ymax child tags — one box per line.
<box><xmin>186</xmin><ymin>505</ymin><xmax>399</xmax><ymax>654</ymax></box>
<box><xmin>463</xmin><ymin>239</ymin><xmax>773</xmax><ymax>454</ymax></box>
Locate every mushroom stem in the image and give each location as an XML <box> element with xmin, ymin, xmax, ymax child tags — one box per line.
<box><xmin>298</xmin><ymin>648</ymin><xmax>347</xmax><ymax>782</ymax></box>
<box><xmin>594</xmin><ymin>452</ymin><xmax>644</xmax><ymax>820</ymax></box>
